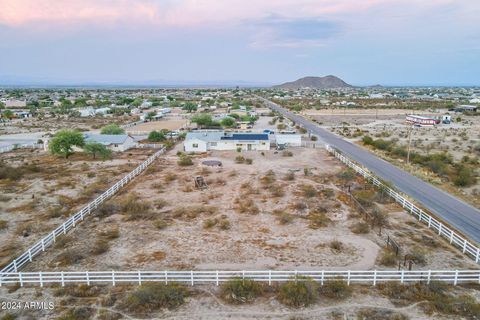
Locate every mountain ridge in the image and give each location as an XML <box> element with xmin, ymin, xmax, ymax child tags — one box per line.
<box><xmin>274</xmin><ymin>75</ymin><xmax>352</xmax><ymax>89</ymax></box>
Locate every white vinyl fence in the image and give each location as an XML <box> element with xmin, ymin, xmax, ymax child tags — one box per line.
<box><xmin>0</xmin><ymin>147</ymin><xmax>166</xmax><ymax>274</ymax></box>
<box><xmin>0</xmin><ymin>143</ymin><xmax>43</xmax><ymax>154</ymax></box>
<box><xmin>1</xmin><ymin>270</ymin><xmax>479</xmax><ymax>287</ymax></box>
<box><xmin>326</xmin><ymin>145</ymin><xmax>480</xmax><ymax>264</ymax></box>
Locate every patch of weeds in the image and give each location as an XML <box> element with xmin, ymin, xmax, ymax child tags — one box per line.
<box><xmin>350</xmin><ymin>221</ymin><xmax>369</xmax><ymax>234</ymax></box>
<box><xmin>377</xmin><ymin>248</ymin><xmax>397</xmax><ymax>267</ymax></box>
<box><xmin>277</xmin><ymin>277</ymin><xmax>318</xmax><ymax>308</ymax></box>
<box><xmin>122</xmin><ymin>283</ymin><xmax>188</xmax><ymax>312</ymax></box>
<box><xmin>220</xmin><ymin>278</ymin><xmax>264</xmax><ymax>304</ymax></box>
<box><xmin>308</xmin><ymin>213</ymin><xmax>331</xmax><ymax>229</ymax></box>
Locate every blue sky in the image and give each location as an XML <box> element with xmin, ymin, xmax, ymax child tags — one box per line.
<box><xmin>0</xmin><ymin>0</ymin><xmax>479</xmax><ymax>86</ymax></box>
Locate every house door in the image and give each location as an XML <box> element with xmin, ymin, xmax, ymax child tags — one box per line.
<box><xmin>247</xmin><ymin>144</ymin><xmax>252</xmax><ymax>151</ymax></box>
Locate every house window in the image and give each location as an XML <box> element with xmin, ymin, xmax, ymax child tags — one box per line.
<box><xmin>114</xmin><ymin>144</ymin><xmax>118</xmax><ymax>147</ymax></box>
<box><xmin>210</xmin><ymin>142</ymin><xmax>217</xmax><ymax>146</ymax></box>
<box><xmin>193</xmin><ymin>143</ymin><xmax>199</xmax><ymax>148</ymax></box>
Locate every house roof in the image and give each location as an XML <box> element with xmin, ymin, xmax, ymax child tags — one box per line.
<box><xmin>221</xmin><ymin>133</ymin><xmax>269</xmax><ymax>141</ymax></box>
<box><xmin>84</xmin><ymin>133</ymin><xmax>130</xmax><ymax>145</ymax></box>
<box><xmin>185</xmin><ymin>131</ymin><xmax>269</xmax><ymax>142</ymax></box>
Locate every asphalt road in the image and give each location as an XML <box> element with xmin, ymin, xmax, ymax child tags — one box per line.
<box><xmin>262</xmin><ymin>98</ymin><xmax>480</xmax><ymax>244</ymax></box>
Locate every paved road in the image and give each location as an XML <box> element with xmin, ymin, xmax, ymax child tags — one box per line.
<box><xmin>262</xmin><ymin>98</ymin><xmax>480</xmax><ymax>244</ymax></box>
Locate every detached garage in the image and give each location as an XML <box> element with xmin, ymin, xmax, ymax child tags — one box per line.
<box><xmin>275</xmin><ymin>134</ymin><xmax>302</xmax><ymax>147</ymax></box>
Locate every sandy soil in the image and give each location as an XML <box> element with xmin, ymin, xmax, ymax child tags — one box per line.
<box><xmin>126</xmin><ymin>118</ymin><xmax>188</xmax><ymax>132</ymax></box>
<box><xmin>0</xmin><ymin>148</ymin><xmax>156</xmax><ymax>268</ymax></box>
<box><xmin>24</xmin><ymin>145</ymin><xmax>478</xmax><ymax>272</ymax></box>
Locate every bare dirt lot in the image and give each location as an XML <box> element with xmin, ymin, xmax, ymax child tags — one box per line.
<box><xmin>126</xmin><ymin>118</ymin><xmax>188</xmax><ymax>133</ymax></box>
<box><xmin>0</xmin><ymin>148</ymin><xmax>156</xmax><ymax>269</ymax></box>
<box><xmin>24</xmin><ymin>146</ymin><xmax>477</xmax><ymax>273</ymax></box>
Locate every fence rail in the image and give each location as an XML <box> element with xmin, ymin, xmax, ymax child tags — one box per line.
<box><xmin>1</xmin><ymin>270</ymin><xmax>479</xmax><ymax>287</ymax></box>
<box><xmin>326</xmin><ymin>145</ymin><xmax>480</xmax><ymax>264</ymax></box>
<box><xmin>0</xmin><ymin>147</ymin><xmax>166</xmax><ymax>274</ymax></box>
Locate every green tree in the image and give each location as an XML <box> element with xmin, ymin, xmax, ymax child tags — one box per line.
<box><xmin>145</xmin><ymin>111</ymin><xmax>157</xmax><ymax>121</ymax></box>
<box><xmin>182</xmin><ymin>102</ymin><xmax>197</xmax><ymax>113</ymax></box>
<box><xmin>2</xmin><ymin>109</ymin><xmax>14</xmax><ymax>119</ymax></box>
<box><xmin>49</xmin><ymin>130</ymin><xmax>85</xmax><ymax>159</ymax></box>
<box><xmin>148</xmin><ymin>131</ymin><xmax>166</xmax><ymax>142</ymax></box>
<box><xmin>83</xmin><ymin>142</ymin><xmax>112</xmax><ymax>160</ymax></box>
<box><xmin>220</xmin><ymin>117</ymin><xmax>236</xmax><ymax>127</ymax></box>
<box><xmin>191</xmin><ymin>113</ymin><xmax>214</xmax><ymax>128</ymax></box>
<box><xmin>0</xmin><ymin>101</ymin><xmax>5</xmax><ymax>109</ymax></box>
<box><xmin>101</xmin><ymin>124</ymin><xmax>125</xmax><ymax>135</ymax></box>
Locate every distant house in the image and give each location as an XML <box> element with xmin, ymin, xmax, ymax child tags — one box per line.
<box><xmin>184</xmin><ymin>131</ymin><xmax>270</xmax><ymax>152</ymax></box>
<box><xmin>13</xmin><ymin>111</ymin><xmax>32</xmax><ymax>118</ymax></box>
<box><xmin>454</xmin><ymin>105</ymin><xmax>477</xmax><ymax>113</ymax></box>
<box><xmin>78</xmin><ymin>108</ymin><xmax>95</xmax><ymax>117</ymax></box>
<box><xmin>84</xmin><ymin>133</ymin><xmax>137</xmax><ymax>152</ymax></box>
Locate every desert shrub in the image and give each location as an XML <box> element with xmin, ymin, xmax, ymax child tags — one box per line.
<box><xmin>235</xmin><ymin>198</ymin><xmax>260</xmax><ymax>214</ymax></box>
<box><xmin>329</xmin><ymin>240</ymin><xmax>344</xmax><ymax>253</ymax></box>
<box><xmin>91</xmin><ymin>239</ymin><xmax>110</xmax><ymax>255</ymax></box>
<box><xmin>154</xmin><ymin>218</ymin><xmax>168</xmax><ymax>229</ymax></box>
<box><xmin>301</xmin><ymin>185</ymin><xmax>318</xmax><ymax>198</ymax></box>
<box><xmin>172</xmin><ymin>205</ymin><xmax>217</xmax><ymax>219</ymax></box>
<box><xmin>235</xmin><ymin>156</ymin><xmax>245</xmax><ymax>164</ymax></box>
<box><xmin>54</xmin><ymin>284</ymin><xmax>101</xmax><ymax>298</ymax></box>
<box><xmin>245</xmin><ymin>158</ymin><xmax>253</xmax><ymax>165</ymax></box>
<box><xmin>308</xmin><ymin>213</ymin><xmax>331</xmax><ymax>229</ymax></box>
<box><xmin>123</xmin><ymin>283</ymin><xmax>188</xmax><ymax>312</ymax></box>
<box><xmin>322</xmin><ymin>188</ymin><xmax>335</xmax><ymax>198</ymax></box>
<box><xmin>377</xmin><ymin>248</ymin><xmax>397</xmax><ymax>267</ymax></box>
<box><xmin>0</xmin><ymin>220</ymin><xmax>7</xmax><ymax>230</ymax></box>
<box><xmin>370</xmin><ymin>206</ymin><xmax>388</xmax><ymax>229</ymax></box>
<box><xmin>0</xmin><ymin>195</ymin><xmax>11</xmax><ymax>202</ymax></box>
<box><xmin>284</xmin><ymin>172</ymin><xmax>295</xmax><ymax>181</ymax></box>
<box><xmin>260</xmin><ymin>170</ymin><xmax>276</xmax><ymax>185</ymax></box>
<box><xmin>218</xmin><ymin>218</ymin><xmax>231</xmax><ymax>230</ymax></box>
<box><xmin>96</xmin><ymin>203</ymin><xmax>118</xmax><ymax>219</ymax></box>
<box><xmin>320</xmin><ymin>279</ymin><xmax>352</xmax><ymax>299</ymax></box>
<box><xmin>1</xmin><ymin>313</ymin><xmax>16</xmax><ymax>320</ymax></box>
<box><xmin>0</xmin><ymin>163</ymin><xmax>23</xmax><ymax>181</ymax></box>
<box><xmin>57</xmin><ymin>307</ymin><xmax>93</xmax><ymax>320</ymax></box>
<box><xmin>311</xmin><ymin>136</ymin><xmax>318</xmax><ymax>141</ymax></box>
<box><xmin>99</xmin><ymin>227</ymin><xmax>120</xmax><ymax>240</ymax></box>
<box><xmin>57</xmin><ymin>250</ymin><xmax>85</xmax><ymax>266</ymax></box>
<box><xmin>203</xmin><ymin>218</ymin><xmax>218</xmax><ymax>229</ymax></box>
<box><xmin>282</xmin><ymin>151</ymin><xmax>293</xmax><ymax>157</ymax></box>
<box><xmin>178</xmin><ymin>155</ymin><xmax>193</xmax><ymax>166</ymax></box>
<box><xmin>164</xmin><ymin>172</ymin><xmax>177</xmax><ymax>183</ymax></box>
<box><xmin>220</xmin><ymin>278</ymin><xmax>263</xmax><ymax>304</ymax></box>
<box><xmin>454</xmin><ymin>165</ymin><xmax>476</xmax><ymax>187</ymax></box>
<box><xmin>120</xmin><ymin>194</ymin><xmax>153</xmax><ymax>220</ymax></box>
<box><xmin>292</xmin><ymin>201</ymin><xmax>307</xmax><ymax>211</ymax></box>
<box><xmin>277</xmin><ymin>277</ymin><xmax>318</xmax><ymax>308</ymax></box>
<box><xmin>269</xmin><ymin>184</ymin><xmax>285</xmax><ymax>197</ymax></box>
<box><xmin>277</xmin><ymin>212</ymin><xmax>293</xmax><ymax>225</ymax></box>
<box><xmin>353</xmin><ymin>190</ymin><xmax>375</xmax><ymax>207</ymax></box>
<box><xmin>408</xmin><ymin>247</ymin><xmax>427</xmax><ymax>265</ymax></box>
<box><xmin>350</xmin><ymin>221</ymin><xmax>369</xmax><ymax>234</ymax></box>
<box><xmin>337</xmin><ymin>169</ymin><xmax>356</xmax><ymax>182</ymax></box>
<box><xmin>362</xmin><ymin>135</ymin><xmax>374</xmax><ymax>145</ymax></box>
<box><xmin>356</xmin><ymin>308</ymin><xmax>409</xmax><ymax>320</ymax></box>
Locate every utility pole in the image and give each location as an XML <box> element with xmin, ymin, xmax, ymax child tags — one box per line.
<box><xmin>406</xmin><ymin>125</ymin><xmax>414</xmax><ymax>165</ymax></box>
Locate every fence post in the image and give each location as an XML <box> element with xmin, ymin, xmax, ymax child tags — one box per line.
<box><xmin>268</xmin><ymin>270</ymin><xmax>272</xmax><ymax>286</ymax></box>
<box><xmin>347</xmin><ymin>271</ymin><xmax>351</xmax><ymax>285</ymax></box>
<box><xmin>39</xmin><ymin>272</ymin><xmax>43</xmax><ymax>287</ymax></box>
<box><xmin>321</xmin><ymin>270</ymin><xmax>324</xmax><ymax>286</ymax></box>
<box><xmin>13</xmin><ymin>260</ymin><xmax>17</xmax><ymax>273</ymax></box>
<box><xmin>427</xmin><ymin>270</ymin><xmax>431</xmax><ymax>284</ymax></box>
<box><xmin>454</xmin><ymin>270</ymin><xmax>458</xmax><ymax>285</ymax></box>
<box><xmin>462</xmin><ymin>239</ymin><xmax>468</xmax><ymax>253</ymax></box>
<box><xmin>428</xmin><ymin>216</ymin><xmax>432</xmax><ymax>228</ymax></box>
<box><xmin>86</xmin><ymin>271</ymin><xmax>90</xmax><ymax>286</ymax></box>
<box><xmin>112</xmin><ymin>271</ymin><xmax>115</xmax><ymax>286</ymax></box>
<box><xmin>476</xmin><ymin>248</ymin><xmax>480</xmax><ymax>263</ymax></box>
<box><xmin>191</xmin><ymin>271</ymin><xmax>194</xmax><ymax>286</ymax></box>
<box><xmin>438</xmin><ymin>224</ymin><xmax>442</xmax><ymax>236</ymax></box>
<box><xmin>216</xmin><ymin>271</ymin><xmax>219</xmax><ymax>286</ymax></box>
<box><xmin>164</xmin><ymin>271</ymin><xmax>168</xmax><ymax>284</ymax></box>
<box><xmin>401</xmin><ymin>270</ymin><xmax>404</xmax><ymax>284</ymax></box>
<box><xmin>61</xmin><ymin>272</ymin><xmax>65</xmax><ymax>287</ymax></box>
<box><xmin>19</xmin><ymin>272</ymin><xmax>23</xmax><ymax>287</ymax></box>
<box><xmin>373</xmin><ymin>270</ymin><xmax>377</xmax><ymax>286</ymax></box>
<box><xmin>28</xmin><ymin>249</ymin><xmax>32</xmax><ymax>262</ymax></box>
<box><xmin>449</xmin><ymin>230</ymin><xmax>454</xmax><ymax>244</ymax></box>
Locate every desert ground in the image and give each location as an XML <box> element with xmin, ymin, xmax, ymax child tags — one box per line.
<box><xmin>0</xmin><ymin>148</ymin><xmax>156</xmax><ymax>269</ymax></box>
<box><xmin>22</xmin><ymin>145</ymin><xmax>477</xmax><ymax>272</ymax></box>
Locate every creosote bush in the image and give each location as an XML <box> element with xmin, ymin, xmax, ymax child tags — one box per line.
<box><xmin>220</xmin><ymin>278</ymin><xmax>263</xmax><ymax>304</ymax></box>
<box><xmin>377</xmin><ymin>248</ymin><xmax>397</xmax><ymax>267</ymax></box>
<box><xmin>350</xmin><ymin>221</ymin><xmax>369</xmax><ymax>234</ymax></box>
<box><xmin>123</xmin><ymin>283</ymin><xmax>188</xmax><ymax>312</ymax></box>
<box><xmin>178</xmin><ymin>155</ymin><xmax>193</xmax><ymax>166</ymax></box>
<box><xmin>320</xmin><ymin>279</ymin><xmax>352</xmax><ymax>299</ymax></box>
<box><xmin>277</xmin><ymin>277</ymin><xmax>318</xmax><ymax>308</ymax></box>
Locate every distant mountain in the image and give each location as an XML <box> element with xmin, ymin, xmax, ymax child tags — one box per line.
<box><xmin>274</xmin><ymin>75</ymin><xmax>352</xmax><ymax>89</ymax></box>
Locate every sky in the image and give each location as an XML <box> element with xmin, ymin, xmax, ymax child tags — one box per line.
<box><xmin>0</xmin><ymin>0</ymin><xmax>479</xmax><ymax>86</ymax></box>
